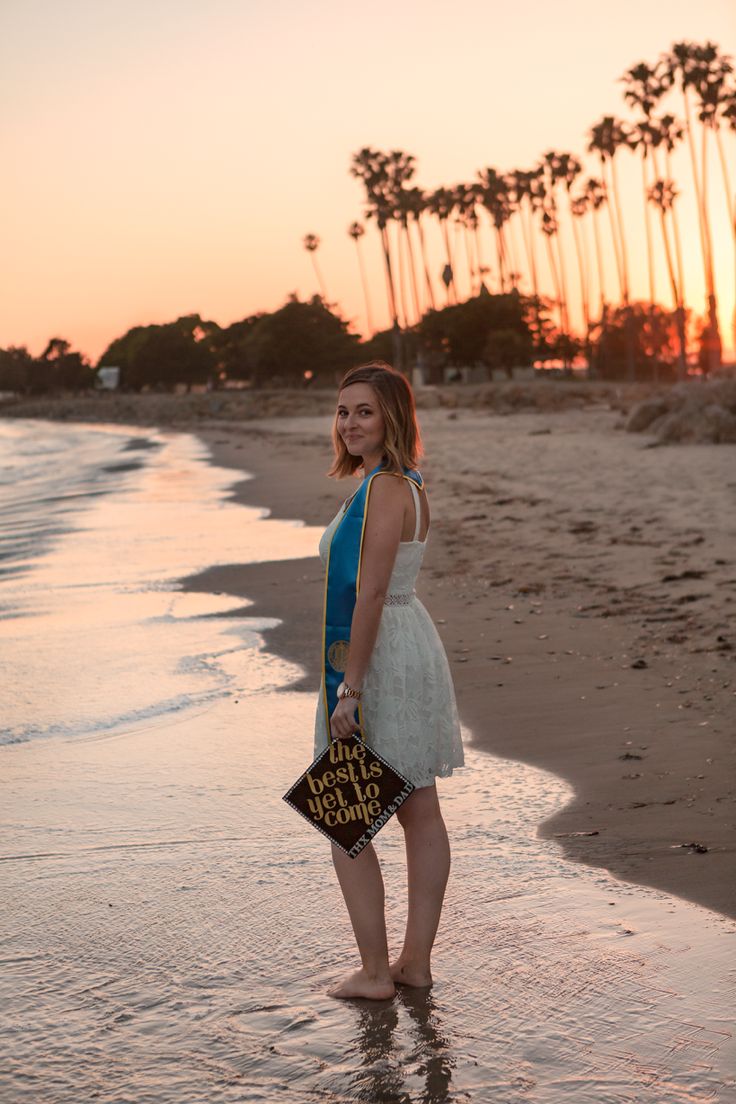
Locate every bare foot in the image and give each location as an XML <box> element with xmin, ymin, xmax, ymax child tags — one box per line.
<box><xmin>389</xmin><ymin>958</ymin><xmax>433</xmax><ymax>988</ymax></box>
<box><xmin>327</xmin><ymin>967</ymin><xmax>396</xmax><ymax>1000</ymax></box>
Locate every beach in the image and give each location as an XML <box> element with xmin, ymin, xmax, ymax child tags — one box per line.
<box><xmin>1</xmin><ymin>398</ymin><xmax>735</xmax><ymax>1102</ymax></box>
<box><xmin>184</xmin><ymin>394</ymin><xmax>736</xmax><ymax>921</ymax></box>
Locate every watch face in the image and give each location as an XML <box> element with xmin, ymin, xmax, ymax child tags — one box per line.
<box><xmin>336</xmin><ymin>681</ymin><xmax>346</xmax><ymax>699</ymax></box>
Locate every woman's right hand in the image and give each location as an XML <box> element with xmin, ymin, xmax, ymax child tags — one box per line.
<box><xmin>330</xmin><ymin>696</ymin><xmax>361</xmax><ymax>741</ymax></box>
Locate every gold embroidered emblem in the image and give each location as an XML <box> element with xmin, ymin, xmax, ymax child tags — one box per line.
<box><xmin>327</xmin><ymin>640</ymin><xmax>350</xmax><ymax>672</ymax></box>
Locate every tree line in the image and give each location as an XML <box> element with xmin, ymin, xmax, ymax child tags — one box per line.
<box><xmin>306</xmin><ymin>39</ymin><xmax>735</xmax><ymax>377</ymax></box>
<box><xmin>1</xmin><ymin>286</ymin><xmax>688</xmax><ymax>396</ymax></box>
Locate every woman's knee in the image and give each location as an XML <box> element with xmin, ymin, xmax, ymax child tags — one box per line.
<box><xmin>396</xmin><ymin>783</ymin><xmax>442</xmax><ymax>829</ymax></box>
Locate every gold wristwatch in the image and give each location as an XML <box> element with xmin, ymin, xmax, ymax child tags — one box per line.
<box><xmin>336</xmin><ymin>681</ymin><xmax>362</xmax><ymax>701</ymax></box>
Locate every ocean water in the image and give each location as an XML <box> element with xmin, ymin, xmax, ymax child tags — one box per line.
<box><xmin>0</xmin><ymin>419</ymin><xmax>734</xmax><ymax>1104</ymax></box>
<box><xmin>0</xmin><ymin>419</ymin><xmax>319</xmax><ymax>747</ymax></box>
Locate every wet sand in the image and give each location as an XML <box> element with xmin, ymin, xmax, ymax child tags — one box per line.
<box><xmin>3</xmin><ymin>666</ymin><xmax>734</xmax><ymax>1102</ymax></box>
<box><xmin>189</xmin><ymin>406</ymin><xmax>736</xmax><ymax>921</ymax></box>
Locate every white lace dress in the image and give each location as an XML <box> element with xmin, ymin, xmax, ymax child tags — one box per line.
<box><xmin>313</xmin><ymin>481</ymin><xmax>465</xmax><ymax>789</ymax></box>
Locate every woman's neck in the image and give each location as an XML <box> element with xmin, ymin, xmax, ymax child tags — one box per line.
<box><xmin>360</xmin><ymin>449</ymin><xmax>384</xmax><ymax>476</ymax></box>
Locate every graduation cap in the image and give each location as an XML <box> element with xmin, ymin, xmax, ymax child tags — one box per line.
<box><xmin>283</xmin><ymin>734</ymin><xmax>415</xmax><ymax>858</ymax></box>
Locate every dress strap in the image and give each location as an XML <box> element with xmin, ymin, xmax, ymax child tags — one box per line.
<box><xmin>408</xmin><ymin>480</ymin><xmax>421</xmax><ymax>542</ymax></box>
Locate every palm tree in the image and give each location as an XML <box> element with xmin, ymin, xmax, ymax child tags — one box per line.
<box><xmin>348</xmin><ymin>221</ymin><xmax>374</xmax><ymax>336</ymax></box>
<box><xmin>587</xmin><ymin>117</ymin><xmax>634</xmax><ymax>305</ymax></box>
<box><xmin>394</xmin><ymin>186</ymin><xmax>423</xmax><ymax>323</ymax></box>
<box><xmin>303</xmin><ymin>234</ymin><xmax>328</xmax><ymax>300</ymax></box>
<box><xmin>501</xmin><ymin>172</ymin><xmax>526</xmax><ymax>293</ymax></box>
<box><xmin>647</xmin><ymin>180</ymin><xmax>687</xmax><ymax>375</ymax></box>
<box><xmin>538</xmin><ymin>154</ymin><xmax>572</xmax><ymax>337</ymax></box>
<box><xmin>570</xmin><ymin>193</ymin><xmax>591</xmax><ymax>339</ymax></box>
<box><xmin>509</xmin><ymin>169</ymin><xmax>541</xmax><ymax>299</ymax></box>
<box><xmin>630</xmin><ymin>122</ymin><xmax>660</xmax><ymax>330</ymax></box>
<box><xmin>405</xmin><ymin>186</ymin><xmax>437</xmax><ymax>311</ymax></box>
<box><xmin>477</xmin><ymin>167</ymin><xmax>513</xmax><ymax>292</ymax></box>
<box><xmin>722</xmin><ymin>87</ymin><xmax>736</xmax><ymax>348</ymax></box>
<box><xmin>656</xmin><ymin>114</ymin><xmax>688</xmax><ymax>311</ymax></box>
<box><xmin>350</xmin><ymin>148</ymin><xmax>398</xmax><ymax>329</ymax></box>
<box><xmin>426</xmin><ymin>187</ymin><xmax>458</xmax><ymax>303</ymax></box>
<box><xmin>383</xmin><ymin>150</ymin><xmax>421</xmax><ymax>326</ymax></box>
<box><xmin>588</xmin><ymin>118</ymin><xmax>636</xmax><ymax>379</ymax></box>
<box><xmin>535</xmin><ymin>175</ymin><xmax>565</xmax><ymax>335</ymax></box>
<box><xmin>661</xmin><ymin>42</ymin><xmax>724</xmax><ymax>371</ymax></box>
<box><xmin>453</xmin><ymin>184</ymin><xmax>481</xmax><ymax>295</ymax></box>
<box><xmin>621</xmin><ymin>62</ymin><xmax>669</xmax><ymax>309</ymax></box>
<box><xmin>692</xmin><ymin>45</ymin><xmax>735</xmax><ymax>355</ymax></box>
<box><xmin>584</xmin><ymin>178</ymin><xmax>608</xmax><ymax>316</ymax></box>
<box><xmin>555</xmin><ymin>151</ymin><xmax>587</xmax><ymax>336</ymax></box>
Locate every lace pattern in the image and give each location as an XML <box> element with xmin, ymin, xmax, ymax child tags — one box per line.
<box><xmin>313</xmin><ymin>496</ymin><xmax>465</xmax><ymax>789</ymax></box>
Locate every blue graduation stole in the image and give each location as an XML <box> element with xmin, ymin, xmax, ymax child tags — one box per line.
<box><xmin>321</xmin><ymin>463</ymin><xmax>424</xmax><ymax>743</ymax></box>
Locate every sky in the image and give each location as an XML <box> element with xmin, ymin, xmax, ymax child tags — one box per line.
<box><xmin>1</xmin><ymin>0</ymin><xmax>735</xmax><ymax>361</ymax></box>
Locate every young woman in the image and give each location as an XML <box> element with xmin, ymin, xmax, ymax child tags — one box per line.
<box><xmin>313</xmin><ymin>361</ymin><xmax>465</xmax><ymax>1001</ymax></box>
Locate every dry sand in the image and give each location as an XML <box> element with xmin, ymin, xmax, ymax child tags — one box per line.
<box><xmin>184</xmin><ymin>402</ymin><xmax>735</xmax><ymax>921</ymax></box>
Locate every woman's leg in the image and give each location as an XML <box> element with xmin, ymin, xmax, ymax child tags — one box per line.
<box><xmin>326</xmin><ymin>840</ymin><xmax>395</xmax><ymax>1000</ymax></box>
<box><xmin>391</xmin><ymin>783</ymin><xmax>450</xmax><ymax>987</ymax></box>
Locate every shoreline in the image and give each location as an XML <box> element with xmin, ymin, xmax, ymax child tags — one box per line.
<box><xmin>5</xmin><ymin>403</ymin><xmax>734</xmax><ymax>920</ymax></box>
<box><xmin>182</xmin><ymin>410</ymin><xmax>735</xmax><ymax>921</ymax></box>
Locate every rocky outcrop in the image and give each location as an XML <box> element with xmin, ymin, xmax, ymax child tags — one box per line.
<box><xmin>625</xmin><ymin>380</ymin><xmax>736</xmax><ymax>444</ymax></box>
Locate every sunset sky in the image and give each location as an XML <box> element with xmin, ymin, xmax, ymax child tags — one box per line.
<box><xmin>2</xmin><ymin>0</ymin><xmax>735</xmax><ymax>361</ymax></box>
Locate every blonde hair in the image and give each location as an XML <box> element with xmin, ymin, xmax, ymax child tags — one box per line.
<box><xmin>328</xmin><ymin>361</ymin><xmax>424</xmax><ymax>478</ymax></box>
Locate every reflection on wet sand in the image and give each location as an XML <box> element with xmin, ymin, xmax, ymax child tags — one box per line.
<box><xmin>344</xmin><ymin>988</ymin><xmax>455</xmax><ymax>1104</ymax></box>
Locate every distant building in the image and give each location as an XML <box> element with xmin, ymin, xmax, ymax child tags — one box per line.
<box><xmin>96</xmin><ymin>366</ymin><xmax>120</xmax><ymax>390</ymax></box>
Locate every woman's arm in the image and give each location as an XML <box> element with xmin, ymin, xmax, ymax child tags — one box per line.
<box><xmin>329</xmin><ymin>474</ymin><xmax>405</xmax><ymax>739</ymax></box>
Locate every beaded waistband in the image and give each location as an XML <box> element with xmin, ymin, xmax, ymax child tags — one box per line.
<box><xmin>384</xmin><ymin>591</ymin><xmax>415</xmax><ymax>606</ymax></box>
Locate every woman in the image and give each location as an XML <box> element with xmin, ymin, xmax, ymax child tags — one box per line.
<box><xmin>314</xmin><ymin>361</ymin><xmax>465</xmax><ymax>1001</ymax></box>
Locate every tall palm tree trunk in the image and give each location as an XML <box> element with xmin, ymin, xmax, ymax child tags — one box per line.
<box><xmin>353</xmin><ymin>239</ymin><xmax>374</xmax><ymax>335</ymax></box>
<box><xmin>473</xmin><ymin>222</ymin><xmax>486</xmax><ymax>291</ymax></box>
<box><xmin>602</xmin><ymin>156</ymin><xmax>634</xmax><ymax>378</ymax></box>
<box><xmin>379</xmin><ymin>225</ymin><xmax>398</xmax><ymax>328</ymax></box>
<box><xmin>402</xmin><ymin>221</ymin><xmax>422</xmax><ymax>322</ymax></box>
<box><xmin>415</xmin><ymin>219</ymin><xmax>436</xmax><ymax>311</ymax></box>
<box><xmin>699</xmin><ymin>120</ymin><xmax>722</xmax><ymax>370</ymax></box>
<box><xmin>609</xmin><ymin>154</ymin><xmax>631</xmax><ymax>302</ymax></box>
<box><xmin>589</xmin><ymin>206</ymin><xmax>609</xmax><ymax>378</ymax></box>
<box><xmin>543</xmin><ymin>234</ymin><xmax>564</xmax><ymax>331</ymax></box>
<box><xmin>663</xmin><ymin>146</ymin><xmax>687</xmax><ymax>308</ymax></box>
<box><xmin>504</xmin><ymin>222</ymin><xmax>520</xmax><ymax>290</ymax></box>
<box><xmin>641</xmin><ymin>155</ymin><xmax>657</xmax><ymax>306</ymax></box>
<box><xmin>714</xmin><ymin>125</ymin><xmax>736</xmax><ymax>351</ymax></box>
<box><xmin>520</xmin><ymin>201</ymin><xmax>540</xmax><ymax>298</ymax></box>
<box><xmin>655</xmin><ymin>200</ymin><xmax>687</xmax><ymax>376</ymax></box>
<box><xmin>601</xmin><ymin>158</ymin><xmax>626</xmax><ymax>301</ymax></box>
<box><xmin>591</xmin><ymin>206</ymin><xmax>606</xmax><ymax>315</ymax></box>
<box><xmin>440</xmin><ymin>219</ymin><xmax>457</xmax><ymax>304</ymax></box>
<box><xmin>462</xmin><ymin>225</ymin><xmax>475</xmax><ymax>296</ymax></box>
<box><xmin>395</xmin><ymin>221</ymin><xmax>411</xmax><ymax>328</ymax></box>
<box><xmin>683</xmin><ymin>87</ymin><xmax>722</xmax><ymax>370</ymax></box>
<box><xmin>570</xmin><ymin>212</ymin><xmax>590</xmax><ymax>334</ymax></box>
<box><xmin>682</xmin><ymin>88</ymin><xmax>711</xmax><ymax>284</ymax></box>
<box><xmin>494</xmin><ymin>225</ymin><xmax>509</xmax><ymax>292</ymax></box>
<box><xmin>310</xmin><ymin>255</ymin><xmax>328</xmax><ymax>300</ymax></box>
<box><xmin>552</xmin><ymin>211</ymin><xmax>571</xmax><ymax>334</ymax></box>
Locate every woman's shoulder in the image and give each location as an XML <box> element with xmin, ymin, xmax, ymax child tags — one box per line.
<box><xmin>368</xmin><ymin>470</ymin><xmax>410</xmax><ymax>502</ymax></box>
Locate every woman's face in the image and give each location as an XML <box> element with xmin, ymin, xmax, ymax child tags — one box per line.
<box><xmin>336</xmin><ymin>382</ymin><xmax>385</xmax><ymax>460</ymax></box>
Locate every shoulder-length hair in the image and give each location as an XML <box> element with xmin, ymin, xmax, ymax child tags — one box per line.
<box><xmin>328</xmin><ymin>361</ymin><xmax>424</xmax><ymax>478</ymax></box>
